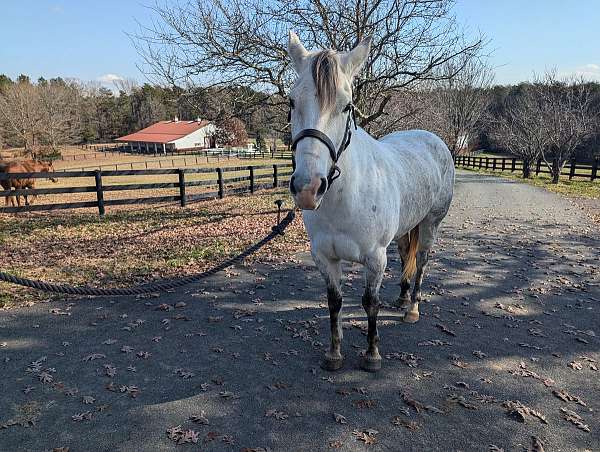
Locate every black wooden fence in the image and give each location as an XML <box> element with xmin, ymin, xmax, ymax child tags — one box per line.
<box><xmin>0</xmin><ymin>163</ymin><xmax>294</xmax><ymax>216</ymax></box>
<box><xmin>4</xmin><ymin>155</ymin><xmax>596</xmax><ymax>217</ymax></box>
<box><xmin>455</xmin><ymin>155</ymin><xmax>599</xmax><ymax>181</ymax></box>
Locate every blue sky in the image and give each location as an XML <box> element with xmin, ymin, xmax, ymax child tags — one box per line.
<box><xmin>1</xmin><ymin>0</ymin><xmax>599</xmax><ymax>86</ymax></box>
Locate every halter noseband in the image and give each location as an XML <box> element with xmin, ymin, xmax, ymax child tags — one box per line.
<box><xmin>290</xmin><ymin>103</ymin><xmax>357</xmax><ymax>187</ymax></box>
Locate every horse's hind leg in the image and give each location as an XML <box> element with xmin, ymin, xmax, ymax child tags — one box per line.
<box><xmin>313</xmin><ymin>252</ymin><xmax>344</xmax><ymax>371</ymax></box>
<box><xmin>360</xmin><ymin>248</ymin><xmax>386</xmax><ymax>372</ymax></box>
<box><xmin>404</xmin><ymin>220</ymin><xmax>439</xmax><ymax>323</ymax></box>
<box><xmin>396</xmin><ymin>234</ymin><xmax>411</xmax><ymax>308</ymax></box>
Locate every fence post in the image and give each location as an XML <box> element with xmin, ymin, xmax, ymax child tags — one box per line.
<box><xmin>512</xmin><ymin>158</ymin><xmax>516</xmax><ymax>172</ymax></box>
<box><xmin>592</xmin><ymin>157</ymin><xmax>598</xmax><ymax>181</ymax></box>
<box><xmin>569</xmin><ymin>158</ymin><xmax>576</xmax><ymax>180</ymax></box>
<box><xmin>178</xmin><ymin>169</ymin><xmax>187</xmax><ymax>207</ymax></box>
<box><xmin>501</xmin><ymin>158</ymin><xmax>506</xmax><ymax>172</ymax></box>
<box><xmin>492</xmin><ymin>158</ymin><xmax>497</xmax><ymax>171</ymax></box>
<box><xmin>217</xmin><ymin>168</ymin><xmax>224</xmax><ymax>199</ymax></box>
<box><xmin>94</xmin><ymin>170</ymin><xmax>105</xmax><ymax>217</ymax></box>
<box><xmin>249</xmin><ymin>166</ymin><xmax>255</xmax><ymax>193</ymax></box>
<box><xmin>273</xmin><ymin>164</ymin><xmax>278</xmax><ymax>187</ymax></box>
<box><xmin>535</xmin><ymin>158</ymin><xmax>541</xmax><ymax>176</ymax></box>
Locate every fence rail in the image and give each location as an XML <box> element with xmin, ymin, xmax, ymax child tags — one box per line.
<box><xmin>59</xmin><ymin>150</ymin><xmax>293</xmax><ymax>172</ymax></box>
<box><xmin>0</xmin><ymin>163</ymin><xmax>294</xmax><ymax>216</ymax></box>
<box><xmin>58</xmin><ymin>145</ymin><xmax>293</xmax><ymax>163</ymax></box>
<box><xmin>455</xmin><ymin>155</ymin><xmax>599</xmax><ymax>181</ymax></box>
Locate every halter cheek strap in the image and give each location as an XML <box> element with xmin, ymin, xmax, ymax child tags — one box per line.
<box><xmin>290</xmin><ymin>104</ymin><xmax>356</xmax><ymax>187</ymax></box>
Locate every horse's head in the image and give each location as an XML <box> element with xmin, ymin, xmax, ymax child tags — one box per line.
<box><xmin>40</xmin><ymin>161</ymin><xmax>58</xmax><ymax>183</ymax></box>
<box><xmin>287</xmin><ymin>31</ymin><xmax>371</xmax><ymax>210</ymax></box>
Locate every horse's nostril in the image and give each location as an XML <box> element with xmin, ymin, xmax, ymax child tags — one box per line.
<box><xmin>317</xmin><ymin>177</ymin><xmax>327</xmax><ymax>196</ymax></box>
<box><xmin>289</xmin><ymin>176</ymin><xmax>297</xmax><ymax>195</ymax></box>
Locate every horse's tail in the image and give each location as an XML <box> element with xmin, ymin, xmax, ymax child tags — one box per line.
<box><xmin>402</xmin><ymin>226</ymin><xmax>419</xmax><ymax>281</ymax></box>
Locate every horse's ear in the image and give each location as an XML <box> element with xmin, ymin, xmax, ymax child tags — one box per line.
<box><xmin>288</xmin><ymin>31</ymin><xmax>309</xmax><ymax>73</ymax></box>
<box><xmin>341</xmin><ymin>36</ymin><xmax>372</xmax><ymax>78</ymax></box>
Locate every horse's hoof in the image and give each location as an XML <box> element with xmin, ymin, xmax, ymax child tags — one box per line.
<box><xmin>321</xmin><ymin>356</ymin><xmax>344</xmax><ymax>371</ymax></box>
<box><xmin>403</xmin><ymin>311</ymin><xmax>420</xmax><ymax>323</ymax></box>
<box><xmin>359</xmin><ymin>356</ymin><xmax>382</xmax><ymax>372</ymax></box>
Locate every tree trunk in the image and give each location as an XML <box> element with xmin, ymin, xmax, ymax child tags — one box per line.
<box><xmin>522</xmin><ymin>160</ymin><xmax>532</xmax><ymax>178</ymax></box>
<box><xmin>551</xmin><ymin>158</ymin><xmax>561</xmax><ymax>184</ymax></box>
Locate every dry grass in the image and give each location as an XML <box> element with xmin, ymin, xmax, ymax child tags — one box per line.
<box><xmin>0</xmin><ymin>188</ymin><xmax>307</xmax><ymax>309</ymax></box>
<box><xmin>2</xmin><ymin>145</ymin><xmax>287</xmax><ymax>172</ymax></box>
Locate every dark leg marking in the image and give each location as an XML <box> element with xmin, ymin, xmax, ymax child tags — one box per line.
<box><xmin>359</xmin><ymin>286</ymin><xmax>381</xmax><ymax>372</ymax></box>
<box><xmin>321</xmin><ymin>285</ymin><xmax>344</xmax><ymax>371</ymax></box>
<box><xmin>397</xmin><ymin>235</ymin><xmax>411</xmax><ymax>307</ymax></box>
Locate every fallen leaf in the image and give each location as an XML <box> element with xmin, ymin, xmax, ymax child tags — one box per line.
<box><xmin>502</xmin><ymin>400</ymin><xmax>547</xmax><ymax>424</ymax></box>
<box><xmin>352</xmin><ymin>429</ymin><xmax>378</xmax><ymax>445</ymax></box>
<box><xmin>333</xmin><ymin>413</ymin><xmax>347</xmax><ymax>424</ymax></box>
<box><xmin>529</xmin><ymin>436</ymin><xmax>545</xmax><ymax>452</ymax></box>
<box><xmin>552</xmin><ymin>389</ymin><xmax>586</xmax><ymax>407</ymax></box>
<box><xmin>560</xmin><ymin>408</ymin><xmax>590</xmax><ymax>432</ymax></box>
<box><xmin>435</xmin><ymin>323</ymin><xmax>456</xmax><ymax>336</ymax></box>
<box><xmin>190</xmin><ymin>412</ymin><xmax>209</xmax><ymax>425</ymax></box>
<box><xmin>391</xmin><ymin>416</ymin><xmax>420</xmax><ymax>431</ymax></box>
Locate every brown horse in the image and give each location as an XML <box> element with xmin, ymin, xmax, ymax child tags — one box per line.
<box><xmin>0</xmin><ymin>160</ymin><xmax>57</xmax><ymax>207</ymax></box>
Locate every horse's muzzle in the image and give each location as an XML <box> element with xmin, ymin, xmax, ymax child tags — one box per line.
<box><xmin>290</xmin><ymin>175</ymin><xmax>327</xmax><ymax>210</ymax></box>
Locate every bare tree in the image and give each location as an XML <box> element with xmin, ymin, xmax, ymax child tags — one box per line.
<box><xmin>534</xmin><ymin>72</ymin><xmax>597</xmax><ymax>183</ymax></box>
<box><xmin>491</xmin><ymin>84</ymin><xmax>547</xmax><ymax>178</ymax></box>
<box><xmin>429</xmin><ymin>57</ymin><xmax>493</xmax><ymax>156</ymax></box>
<box><xmin>134</xmin><ymin>0</ymin><xmax>485</xmax><ymax>135</ymax></box>
<box><xmin>113</xmin><ymin>77</ymin><xmax>139</xmax><ymax>95</ymax></box>
<box><xmin>38</xmin><ymin>79</ymin><xmax>82</xmax><ymax>153</ymax></box>
<box><xmin>0</xmin><ymin>80</ymin><xmax>43</xmax><ymax>151</ymax></box>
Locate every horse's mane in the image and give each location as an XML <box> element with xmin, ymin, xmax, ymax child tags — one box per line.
<box><xmin>311</xmin><ymin>50</ymin><xmax>339</xmax><ymax>111</ymax></box>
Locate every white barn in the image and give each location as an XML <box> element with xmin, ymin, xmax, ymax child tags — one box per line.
<box><xmin>116</xmin><ymin>118</ymin><xmax>217</xmax><ymax>153</ymax></box>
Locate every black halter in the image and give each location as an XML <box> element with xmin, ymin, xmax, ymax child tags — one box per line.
<box><xmin>290</xmin><ymin>103</ymin><xmax>357</xmax><ymax>187</ymax></box>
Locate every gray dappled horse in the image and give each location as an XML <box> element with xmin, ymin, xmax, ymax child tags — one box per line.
<box><xmin>287</xmin><ymin>32</ymin><xmax>454</xmax><ymax>372</ymax></box>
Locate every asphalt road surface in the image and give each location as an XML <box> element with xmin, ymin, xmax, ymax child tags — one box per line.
<box><xmin>1</xmin><ymin>171</ymin><xmax>599</xmax><ymax>451</ymax></box>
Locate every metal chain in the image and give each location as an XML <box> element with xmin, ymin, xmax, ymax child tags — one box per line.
<box><xmin>0</xmin><ymin>209</ymin><xmax>296</xmax><ymax>297</ymax></box>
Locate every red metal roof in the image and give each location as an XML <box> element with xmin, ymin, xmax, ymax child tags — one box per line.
<box><xmin>116</xmin><ymin>120</ymin><xmax>210</xmax><ymax>144</ymax></box>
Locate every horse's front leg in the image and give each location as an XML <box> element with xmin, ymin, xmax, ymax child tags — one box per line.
<box><xmin>360</xmin><ymin>249</ymin><xmax>387</xmax><ymax>372</ymax></box>
<box><xmin>313</xmin><ymin>252</ymin><xmax>343</xmax><ymax>371</ymax></box>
